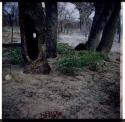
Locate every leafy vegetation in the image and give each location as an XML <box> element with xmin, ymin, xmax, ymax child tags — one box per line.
<box><xmin>57</xmin><ymin>43</ymin><xmax>73</xmax><ymax>55</ymax></box>
<box><xmin>3</xmin><ymin>43</ymin><xmax>109</xmax><ymax>74</ymax></box>
<box><xmin>56</xmin><ymin>43</ymin><xmax>109</xmax><ymax>75</ymax></box>
<box><xmin>6</xmin><ymin>48</ymin><xmax>23</xmax><ymax>64</ymax></box>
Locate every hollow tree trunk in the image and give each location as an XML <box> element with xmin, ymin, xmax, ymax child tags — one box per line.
<box><xmin>85</xmin><ymin>3</ymin><xmax>114</xmax><ymax>51</ymax></box>
<box><xmin>18</xmin><ymin>2</ymin><xmax>51</xmax><ymax>74</ymax></box>
<box><xmin>96</xmin><ymin>3</ymin><xmax>120</xmax><ymax>53</ymax></box>
<box><xmin>45</xmin><ymin>2</ymin><xmax>57</xmax><ymax>58</ymax></box>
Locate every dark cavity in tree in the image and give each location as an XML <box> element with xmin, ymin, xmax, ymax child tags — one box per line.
<box><xmin>24</xmin><ymin>15</ymin><xmax>38</xmax><ymax>60</ymax></box>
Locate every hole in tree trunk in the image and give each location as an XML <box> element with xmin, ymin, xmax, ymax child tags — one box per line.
<box><xmin>33</xmin><ymin>33</ymin><xmax>36</xmax><ymax>38</ymax></box>
<box><xmin>24</xmin><ymin>15</ymin><xmax>39</xmax><ymax>60</ymax></box>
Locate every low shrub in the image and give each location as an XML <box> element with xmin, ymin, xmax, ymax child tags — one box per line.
<box><xmin>57</xmin><ymin>43</ymin><xmax>73</xmax><ymax>55</ymax></box>
<box><xmin>56</xmin><ymin>49</ymin><xmax>109</xmax><ymax>75</ymax></box>
<box><xmin>56</xmin><ymin>56</ymin><xmax>81</xmax><ymax>75</ymax></box>
<box><xmin>7</xmin><ymin>47</ymin><xmax>24</xmax><ymax>64</ymax></box>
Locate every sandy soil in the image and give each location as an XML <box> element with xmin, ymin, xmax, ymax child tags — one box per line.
<box><xmin>2</xmin><ymin>27</ymin><xmax>120</xmax><ymax>119</ymax></box>
<box><xmin>2</xmin><ymin>52</ymin><xmax>120</xmax><ymax>119</ymax></box>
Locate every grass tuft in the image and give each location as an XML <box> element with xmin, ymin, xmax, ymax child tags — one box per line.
<box><xmin>56</xmin><ymin>43</ymin><xmax>109</xmax><ymax>75</ymax></box>
<box><xmin>7</xmin><ymin>47</ymin><xmax>23</xmax><ymax>64</ymax></box>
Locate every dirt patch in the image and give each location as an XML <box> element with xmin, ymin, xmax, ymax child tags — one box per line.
<box><xmin>2</xmin><ymin>53</ymin><xmax>120</xmax><ymax>119</ymax></box>
<box><xmin>2</xmin><ymin>26</ymin><xmax>120</xmax><ymax>119</ymax></box>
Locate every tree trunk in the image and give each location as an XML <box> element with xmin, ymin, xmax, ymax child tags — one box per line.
<box><xmin>118</xmin><ymin>13</ymin><xmax>121</xmax><ymax>43</ymax></box>
<box><xmin>45</xmin><ymin>2</ymin><xmax>57</xmax><ymax>58</ymax></box>
<box><xmin>60</xmin><ymin>21</ymin><xmax>63</xmax><ymax>33</ymax></box>
<box><xmin>18</xmin><ymin>2</ymin><xmax>51</xmax><ymax>74</ymax></box>
<box><xmin>85</xmin><ymin>3</ymin><xmax>114</xmax><ymax>51</ymax></box>
<box><xmin>96</xmin><ymin>3</ymin><xmax>120</xmax><ymax>53</ymax></box>
<box><xmin>79</xmin><ymin>13</ymin><xmax>82</xmax><ymax>31</ymax></box>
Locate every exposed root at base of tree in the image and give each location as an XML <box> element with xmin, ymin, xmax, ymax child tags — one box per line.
<box><xmin>23</xmin><ymin>61</ymin><xmax>51</xmax><ymax>74</ymax></box>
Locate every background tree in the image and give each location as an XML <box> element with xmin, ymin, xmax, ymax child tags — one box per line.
<box><xmin>58</xmin><ymin>2</ymin><xmax>79</xmax><ymax>34</ymax></box>
<box><xmin>75</xmin><ymin>2</ymin><xmax>94</xmax><ymax>34</ymax></box>
<box><xmin>18</xmin><ymin>2</ymin><xmax>51</xmax><ymax>74</ymax></box>
<box><xmin>3</xmin><ymin>2</ymin><xmax>19</xmax><ymax>27</ymax></box>
<box><xmin>58</xmin><ymin>2</ymin><xmax>66</xmax><ymax>33</ymax></box>
<box><xmin>85</xmin><ymin>3</ymin><xmax>115</xmax><ymax>51</ymax></box>
<box><xmin>96</xmin><ymin>3</ymin><xmax>121</xmax><ymax>53</ymax></box>
<box><xmin>45</xmin><ymin>2</ymin><xmax>58</xmax><ymax>58</ymax></box>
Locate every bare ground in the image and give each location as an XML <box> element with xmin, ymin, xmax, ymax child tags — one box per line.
<box><xmin>2</xmin><ymin>52</ymin><xmax>120</xmax><ymax>119</ymax></box>
<box><xmin>2</xmin><ymin>27</ymin><xmax>120</xmax><ymax>119</ymax></box>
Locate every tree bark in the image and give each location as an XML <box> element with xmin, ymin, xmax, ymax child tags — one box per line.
<box><xmin>60</xmin><ymin>21</ymin><xmax>63</xmax><ymax>33</ymax></box>
<box><xmin>118</xmin><ymin>13</ymin><xmax>121</xmax><ymax>43</ymax></box>
<box><xmin>18</xmin><ymin>2</ymin><xmax>51</xmax><ymax>74</ymax></box>
<box><xmin>85</xmin><ymin>3</ymin><xmax>114</xmax><ymax>51</ymax></box>
<box><xmin>45</xmin><ymin>2</ymin><xmax>57</xmax><ymax>58</ymax></box>
<box><xmin>96</xmin><ymin>3</ymin><xmax>120</xmax><ymax>53</ymax></box>
<box><xmin>79</xmin><ymin>10</ymin><xmax>82</xmax><ymax>31</ymax></box>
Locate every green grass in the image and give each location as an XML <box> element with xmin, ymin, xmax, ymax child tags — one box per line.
<box><xmin>4</xmin><ymin>47</ymin><xmax>24</xmax><ymax>65</ymax></box>
<box><xmin>56</xmin><ymin>43</ymin><xmax>109</xmax><ymax>75</ymax></box>
<box><xmin>57</xmin><ymin>43</ymin><xmax>73</xmax><ymax>55</ymax></box>
<box><xmin>3</xmin><ymin>43</ymin><xmax>109</xmax><ymax>75</ymax></box>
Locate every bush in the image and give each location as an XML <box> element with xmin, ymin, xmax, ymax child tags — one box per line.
<box><xmin>7</xmin><ymin>47</ymin><xmax>24</xmax><ymax>64</ymax></box>
<box><xmin>57</xmin><ymin>43</ymin><xmax>73</xmax><ymax>55</ymax></box>
<box><xmin>56</xmin><ymin>56</ymin><xmax>81</xmax><ymax>75</ymax></box>
<box><xmin>56</xmin><ymin>49</ymin><xmax>109</xmax><ymax>75</ymax></box>
<box><xmin>88</xmin><ymin>61</ymin><xmax>106</xmax><ymax>71</ymax></box>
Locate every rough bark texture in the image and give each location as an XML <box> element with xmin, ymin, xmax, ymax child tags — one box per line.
<box><xmin>45</xmin><ymin>2</ymin><xmax>57</xmax><ymax>58</ymax></box>
<box><xmin>18</xmin><ymin>2</ymin><xmax>51</xmax><ymax>74</ymax></box>
<box><xmin>79</xmin><ymin>10</ymin><xmax>83</xmax><ymax>31</ymax></box>
<box><xmin>118</xmin><ymin>13</ymin><xmax>121</xmax><ymax>43</ymax></box>
<box><xmin>85</xmin><ymin>3</ymin><xmax>115</xmax><ymax>51</ymax></box>
<box><xmin>96</xmin><ymin>3</ymin><xmax>120</xmax><ymax>53</ymax></box>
